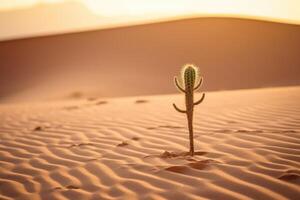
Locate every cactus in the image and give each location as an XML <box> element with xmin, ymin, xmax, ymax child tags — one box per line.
<box><xmin>173</xmin><ymin>64</ymin><xmax>205</xmax><ymax>156</ymax></box>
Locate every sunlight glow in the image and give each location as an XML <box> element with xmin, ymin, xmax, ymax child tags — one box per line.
<box><xmin>1</xmin><ymin>0</ymin><xmax>300</xmax><ymax>25</ymax></box>
<box><xmin>0</xmin><ymin>0</ymin><xmax>300</xmax><ymax>41</ymax></box>
<box><xmin>0</xmin><ymin>0</ymin><xmax>64</xmax><ymax>10</ymax></box>
<box><xmin>84</xmin><ymin>0</ymin><xmax>300</xmax><ymax>24</ymax></box>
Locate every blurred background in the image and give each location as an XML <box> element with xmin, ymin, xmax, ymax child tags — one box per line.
<box><xmin>0</xmin><ymin>0</ymin><xmax>300</xmax><ymax>102</ymax></box>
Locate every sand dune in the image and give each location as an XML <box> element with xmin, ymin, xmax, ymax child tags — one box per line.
<box><xmin>0</xmin><ymin>86</ymin><xmax>299</xmax><ymax>199</ymax></box>
<box><xmin>1</xmin><ymin>17</ymin><xmax>300</xmax><ymax>102</ymax></box>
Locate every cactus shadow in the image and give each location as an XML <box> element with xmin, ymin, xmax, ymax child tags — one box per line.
<box><xmin>145</xmin><ymin>150</ymin><xmax>207</xmax><ymax>159</ymax></box>
<box><xmin>164</xmin><ymin>159</ymin><xmax>220</xmax><ymax>174</ymax></box>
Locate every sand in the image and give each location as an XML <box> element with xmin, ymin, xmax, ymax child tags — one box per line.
<box><xmin>1</xmin><ymin>17</ymin><xmax>300</xmax><ymax>102</ymax></box>
<box><xmin>0</xmin><ymin>86</ymin><xmax>300</xmax><ymax>200</ymax></box>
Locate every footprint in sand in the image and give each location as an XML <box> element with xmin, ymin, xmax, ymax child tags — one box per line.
<box><xmin>52</xmin><ymin>186</ymin><xmax>63</xmax><ymax>191</ymax></box>
<box><xmin>116</xmin><ymin>137</ymin><xmax>139</xmax><ymax>147</ymax></box>
<box><xmin>66</xmin><ymin>185</ymin><xmax>80</xmax><ymax>190</ymax></box>
<box><xmin>33</xmin><ymin>125</ymin><xmax>51</xmax><ymax>131</ymax></box>
<box><xmin>131</xmin><ymin>137</ymin><xmax>140</xmax><ymax>141</ymax></box>
<box><xmin>63</xmin><ymin>101</ymin><xmax>107</xmax><ymax>111</ymax></box>
<box><xmin>33</xmin><ymin>126</ymin><xmax>43</xmax><ymax>131</ymax></box>
<box><xmin>95</xmin><ymin>101</ymin><xmax>108</xmax><ymax>105</ymax></box>
<box><xmin>135</xmin><ymin>100</ymin><xmax>148</xmax><ymax>104</ymax></box>
<box><xmin>117</xmin><ymin>141</ymin><xmax>129</xmax><ymax>147</ymax></box>
<box><xmin>67</xmin><ymin>142</ymin><xmax>94</xmax><ymax>148</ymax></box>
<box><xmin>52</xmin><ymin>185</ymin><xmax>80</xmax><ymax>191</ymax></box>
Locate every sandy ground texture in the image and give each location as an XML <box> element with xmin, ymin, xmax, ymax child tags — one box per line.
<box><xmin>0</xmin><ymin>86</ymin><xmax>300</xmax><ymax>200</ymax></box>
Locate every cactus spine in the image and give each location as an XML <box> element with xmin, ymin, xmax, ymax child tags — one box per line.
<box><xmin>173</xmin><ymin>64</ymin><xmax>205</xmax><ymax>156</ymax></box>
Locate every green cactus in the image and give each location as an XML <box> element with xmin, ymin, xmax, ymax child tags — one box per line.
<box><xmin>173</xmin><ymin>64</ymin><xmax>205</xmax><ymax>156</ymax></box>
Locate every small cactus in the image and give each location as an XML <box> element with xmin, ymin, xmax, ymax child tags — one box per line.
<box><xmin>173</xmin><ymin>64</ymin><xmax>205</xmax><ymax>156</ymax></box>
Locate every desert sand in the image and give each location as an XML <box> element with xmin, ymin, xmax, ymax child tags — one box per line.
<box><xmin>0</xmin><ymin>86</ymin><xmax>299</xmax><ymax>200</ymax></box>
<box><xmin>1</xmin><ymin>17</ymin><xmax>300</xmax><ymax>102</ymax></box>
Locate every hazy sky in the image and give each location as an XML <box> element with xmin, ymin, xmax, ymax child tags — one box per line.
<box><xmin>1</xmin><ymin>0</ymin><xmax>300</xmax><ymax>41</ymax></box>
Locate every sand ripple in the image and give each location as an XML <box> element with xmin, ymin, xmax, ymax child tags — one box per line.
<box><xmin>0</xmin><ymin>87</ymin><xmax>300</xmax><ymax>199</ymax></box>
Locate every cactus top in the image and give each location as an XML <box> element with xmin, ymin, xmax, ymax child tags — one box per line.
<box><xmin>181</xmin><ymin>64</ymin><xmax>199</xmax><ymax>90</ymax></box>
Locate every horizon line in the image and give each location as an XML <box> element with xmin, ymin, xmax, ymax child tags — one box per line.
<box><xmin>1</xmin><ymin>14</ymin><xmax>300</xmax><ymax>42</ymax></box>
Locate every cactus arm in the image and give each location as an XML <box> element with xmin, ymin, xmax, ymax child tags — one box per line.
<box><xmin>173</xmin><ymin>103</ymin><xmax>186</xmax><ymax>113</ymax></box>
<box><xmin>174</xmin><ymin>77</ymin><xmax>186</xmax><ymax>93</ymax></box>
<box><xmin>193</xmin><ymin>77</ymin><xmax>203</xmax><ymax>91</ymax></box>
<box><xmin>193</xmin><ymin>93</ymin><xmax>205</xmax><ymax>106</ymax></box>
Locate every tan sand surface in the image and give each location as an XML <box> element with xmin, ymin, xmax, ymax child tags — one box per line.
<box><xmin>0</xmin><ymin>86</ymin><xmax>299</xmax><ymax>199</ymax></box>
<box><xmin>1</xmin><ymin>17</ymin><xmax>300</xmax><ymax>102</ymax></box>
